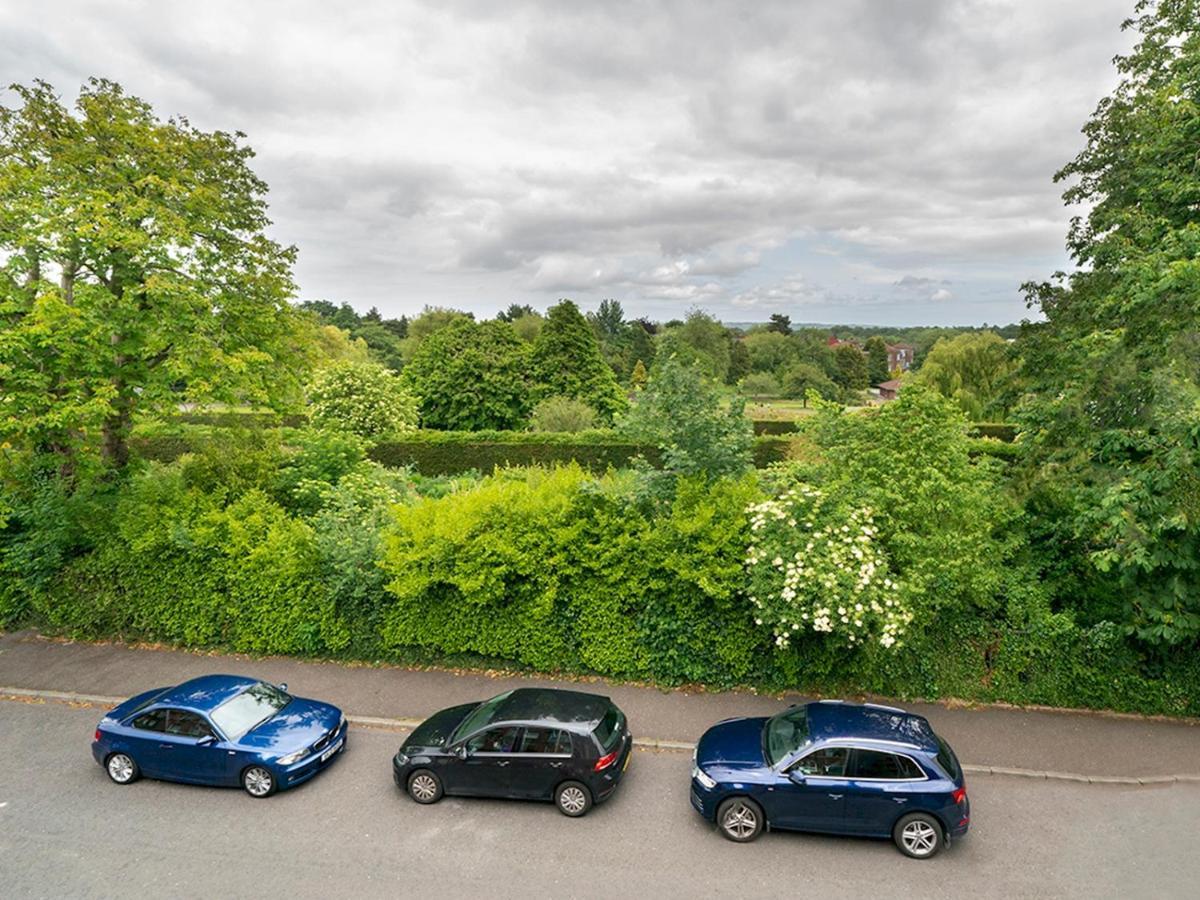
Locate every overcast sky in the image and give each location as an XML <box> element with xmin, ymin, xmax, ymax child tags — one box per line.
<box><xmin>2</xmin><ymin>1</ymin><xmax>1136</xmax><ymax>325</ymax></box>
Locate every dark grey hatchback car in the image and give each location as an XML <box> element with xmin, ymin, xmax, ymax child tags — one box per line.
<box><xmin>393</xmin><ymin>688</ymin><xmax>632</xmax><ymax>816</ymax></box>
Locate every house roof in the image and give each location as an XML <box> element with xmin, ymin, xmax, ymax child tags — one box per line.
<box><xmin>878</xmin><ymin>379</ymin><xmax>903</xmax><ymax>391</ymax></box>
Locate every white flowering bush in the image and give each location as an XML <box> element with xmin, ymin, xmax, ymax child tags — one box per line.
<box><xmin>745</xmin><ymin>484</ymin><xmax>912</xmax><ymax>650</ymax></box>
<box><xmin>308</xmin><ymin>362</ymin><xmax>419</xmax><ymax>440</ymax></box>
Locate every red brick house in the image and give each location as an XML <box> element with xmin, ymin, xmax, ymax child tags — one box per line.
<box><xmin>886</xmin><ymin>343</ymin><xmax>915</xmax><ymax>371</ymax></box>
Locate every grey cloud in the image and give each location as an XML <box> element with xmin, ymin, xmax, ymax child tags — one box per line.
<box><xmin>0</xmin><ymin>0</ymin><xmax>1138</xmax><ymax>324</ymax></box>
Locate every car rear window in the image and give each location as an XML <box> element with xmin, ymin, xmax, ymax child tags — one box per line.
<box><xmin>593</xmin><ymin>706</ymin><xmax>622</xmax><ymax>751</ymax></box>
<box><xmin>936</xmin><ymin>736</ymin><xmax>962</xmax><ymax>781</ymax></box>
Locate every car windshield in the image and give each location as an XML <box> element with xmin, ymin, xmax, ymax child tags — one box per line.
<box><xmin>451</xmin><ymin>691</ymin><xmax>513</xmax><ymax>744</ymax></box>
<box><xmin>764</xmin><ymin>706</ymin><xmax>811</xmax><ymax>766</ymax></box>
<box><xmin>210</xmin><ymin>682</ymin><xmax>291</xmax><ymax>740</ymax></box>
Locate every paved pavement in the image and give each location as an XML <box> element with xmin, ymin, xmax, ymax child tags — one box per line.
<box><xmin>1</xmin><ymin>699</ymin><xmax>1197</xmax><ymax>899</ymax></box>
<box><xmin>1</xmin><ymin>630</ymin><xmax>1196</xmax><ymax>778</ymax></box>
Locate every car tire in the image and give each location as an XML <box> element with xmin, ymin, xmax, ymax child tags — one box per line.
<box><xmin>242</xmin><ymin>765</ymin><xmax>278</xmax><ymax>798</ymax></box>
<box><xmin>893</xmin><ymin>812</ymin><xmax>943</xmax><ymax>859</ymax></box>
<box><xmin>717</xmin><ymin>797</ymin><xmax>765</xmax><ymax>842</ymax></box>
<box><xmin>407</xmin><ymin>769</ymin><xmax>444</xmax><ymax>805</ymax></box>
<box><xmin>105</xmin><ymin>752</ymin><xmax>140</xmax><ymax>785</ymax></box>
<box><xmin>554</xmin><ymin>781</ymin><xmax>593</xmax><ymax>817</ymax></box>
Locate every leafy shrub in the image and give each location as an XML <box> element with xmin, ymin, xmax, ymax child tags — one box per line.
<box><xmin>619</xmin><ymin>356</ymin><xmax>754</xmax><ymax>480</ymax></box>
<box><xmin>307</xmin><ymin>361</ymin><xmax>419</xmax><ymax>440</ymax></box>
<box><xmin>529</xmin><ymin>396</ymin><xmax>600</xmax><ymax>433</ymax></box>
<box><xmin>746</xmin><ymin>484</ymin><xmax>912</xmax><ymax>651</ymax></box>
<box><xmin>378</xmin><ymin>466</ymin><xmax>764</xmax><ymax>684</ymax></box>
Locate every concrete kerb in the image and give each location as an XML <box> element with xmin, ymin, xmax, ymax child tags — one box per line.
<box><xmin>1</xmin><ymin>685</ymin><xmax>1190</xmax><ymax>787</ymax></box>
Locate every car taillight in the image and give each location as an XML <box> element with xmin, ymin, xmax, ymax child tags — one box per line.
<box><xmin>93</xmin><ymin>729</ymin><xmax>101</xmax><ymax>742</ymax></box>
<box><xmin>594</xmin><ymin>750</ymin><xmax>618</xmax><ymax>772</ymax></box>
<box><xmin>952</xmin><ymin>786</ymin><xmax>967</xmax><ymax>805</ymax></box>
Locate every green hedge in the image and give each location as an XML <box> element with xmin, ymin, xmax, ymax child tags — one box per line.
<box><xmin>133</xmin><ymin>428</ymin><xmax>810</xmax><ymax>474</ymax></box>
<box><xmin>369</xmin><ymin>439</ymin><xmax>660</xmax><ymax>474</ymax></box>
<box><xmin>176</xmin><ymin>411</ymin><xmax>307</xmax><ymax>429</ymax></box>
<box><xmin>968</xmin><ymin>422</ymin><xmax>1018</xmax><ymax>442</ymax></box>
<box><xmin>751</xmin><ymin>419</ymin><xmax>800</xmax><ymax>435</ymax></box>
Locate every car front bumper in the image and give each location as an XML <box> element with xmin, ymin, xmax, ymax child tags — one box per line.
<box><xmin>277</xmin><ymin>727</ymin><xmax>348</xmax><ymax>790</ymax></box>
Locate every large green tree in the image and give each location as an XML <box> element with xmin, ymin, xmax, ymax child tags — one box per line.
<box><xmin>911</xmin><ymin>331</ymin><xmax>1015</xmax><ymax>420</ymax></box>
<box><xmin>401</xmin><ymin>318</ymin><xmax>531</xmax><ymax>430</ymax></box>
<box><xmin>0</xmin><ymin>80</ymin><xmax>306</xmax><ymax>470</ymax></box>
<box><xmin>864</xmin><ymin>336</ymin><xmax>890</xmax><ymax>385</ymax></box>
<box><xmin>530</xmin><ymin>299</ymin><xmax>626</xmax><ymax>421</ymax></box>
<box><xmin>1019</xmin><ymin>0</ymin><xmax>1200</xmax><ymax>646</ymax></box>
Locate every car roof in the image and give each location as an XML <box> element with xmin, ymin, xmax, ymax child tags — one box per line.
<box><xmin>805</xmin><ymin>701</ymin><xmax>938</xmax><ymax>753</ymax></box>
<box><xmin>152</xmin><ymin>674</ymin><xmax>260</xmax><ymax>713</ymax></box>
<box><xmin>491</xmin><ymin>688</ymin><xmax>613</xmax><ymax>733</ymax></box>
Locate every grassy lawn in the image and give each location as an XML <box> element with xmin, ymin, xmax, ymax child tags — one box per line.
<box><xmin>745</xmin><ymin>399</ymin><xmax>819</xmax><ymax>420</ymax></box>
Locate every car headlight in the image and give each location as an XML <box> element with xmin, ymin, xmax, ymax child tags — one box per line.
<box><xmin>277</xmin><ymin>748</ymin><xmax>307</xmax><ymax>766</ymax></box>
<box><xmin>693</xmin><ymin>766</ymin><xmax>717</xmax><ymax>789</ymax></box>
<box><xmin>395</xmin><ymin>751</ymin><xmax>410</xmax><ymax>766</ymax></box>
<box><xmin>339</xmin><ymin>713</ymin><xmax>347</xmax><ymax>731</ymax></box>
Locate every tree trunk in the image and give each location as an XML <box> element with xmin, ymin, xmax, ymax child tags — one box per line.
<box><xmin>101</xmin><ymin>393</ymin><xmax>131</xmax><ymax>469</ymax></box>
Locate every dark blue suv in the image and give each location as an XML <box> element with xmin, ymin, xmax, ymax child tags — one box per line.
<box><xmin>690</xmin><ymin>700</ymin><xmax>969</xmax><ymax>858</ymax></box>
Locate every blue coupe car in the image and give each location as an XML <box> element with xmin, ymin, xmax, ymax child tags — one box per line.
<box><xmin>91</xmin><ymin>674</ymin><xmax>347</xmax><ymax>797</ymax></box>
<box><xmin>691</xmin><ymin>700</ymin><xmax>969</xmax><ymax>858</ymax></box>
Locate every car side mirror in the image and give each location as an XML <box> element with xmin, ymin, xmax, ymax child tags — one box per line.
<box><xmin>197</xmin><ymin>734</ymin><xmax>217</xmax><ymax>747</ymax></box>
<box><xmin>455</xmin><ymin>745</ymin><xmax>469</xmax><ymax>760</ymax></box>
<box><xmin>787</xmin><ymin>770</ymin><xmax>806</xmax><ymax>786</ymax></box>
<box><xmin>279</xmin><ymin>683</ymin><xmax>288</xmax><ymax>692</ymax></box>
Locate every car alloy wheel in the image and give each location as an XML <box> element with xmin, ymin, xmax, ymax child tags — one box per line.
<box><xmin>407</xmin><ymin>770</ymin><xmax>443</xmax><ymax>805</ymax></box>
<box><xmin>242</xmin><ymin>766</ymin><xmax>276</xmax><ymax>798</ymax></box>
<box><xmin>106</xmin><ymin>753</ymin><xmax>138</xmax><ymax>785</ymax></box>
<box><xmin>894</xmin><ymin>812</ymin><xmax>943</xmax><ymax>859</ymax></box>
<box><xmin>717</xmin><ymin>797</ymin><xmax>764</xmax><ymax>842</ymax></box>
<box><xmin>555</xmin><ymin>781</ymin><xmax>592</xmax><ymax>817</ymax></box>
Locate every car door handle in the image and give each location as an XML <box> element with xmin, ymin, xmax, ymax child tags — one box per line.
<box><xmin>496</xmin><ymin>760</ymin><xmax>510</xmax><ymax>767</ymax></box>
<box><xmin>550</xmin><ymin>762</ymin><xmax>564</xmax><ymax>768</ymax></box>
<box><xmin>158</xmin><ymin>744</ymin><xmax>173</xmax><ymax>750</ymax></box>
<box><xmin>827</xmin><ymin>793</ymin><xmax>843</xmax><ymax>800</ymax></box>
<box><xmin>892</xmin><ymin>797</ymin><xmax>909</xmax><ymax>804</ymax></box>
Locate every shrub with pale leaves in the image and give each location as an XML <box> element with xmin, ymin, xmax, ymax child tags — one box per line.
<box><xmin>745</xmin><ymin>483</ymin><xmax>912</xmax><ymax>650</ymax></box>
<box><xmin>307</xmin><ymin>362</ymin><xmax>419</xmax><ymax>440</ymax></box>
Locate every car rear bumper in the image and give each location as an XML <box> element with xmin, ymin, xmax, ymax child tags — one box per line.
<box><xmin>590</xmin><ymin>728</ymin><xmax>633</xmax><ymax>803</ymax></box>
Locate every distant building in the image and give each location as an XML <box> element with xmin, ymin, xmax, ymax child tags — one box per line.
<box><xmin>878</xmin><ymin>379</ymin><xmax>903</xmax><ymax>401</ymax></box>
<box><xmin>826</xmin><ymin>334</ymin><xmax>860</xmax><ymax>349</ymax></box>
<box><xmin>886</xmin><ymin>343</ymin><xmax>915</xmax><ymax>372</ymax></box>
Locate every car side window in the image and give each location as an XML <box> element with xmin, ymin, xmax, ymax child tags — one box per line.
<box><xmin>130</xmin><ymin>708</ymin><xmax>167</xmax><ymax>732</ymax></box>
<box><xmin>516</xmin><ymin>727</ymin><xmax>568</xmax><ymax>754</ymax></box>
<box><xmin>851</xmin><ymin>749</ymin><xmax>923</xmax><ymax>780</ymax></box>
<box><xmin>466</xmin><ymin>726</ymin><xmax>520</xmax><ymax>754</ymax></box>
<box><xmin>792</xmin><ymin>747</ymin><xmax>849</xmax><ymax>777</ymax></box>
<box><xmin>165</xmin><ymin>710</ymin><xmax>215</xmax><ymax>739</ymax></box>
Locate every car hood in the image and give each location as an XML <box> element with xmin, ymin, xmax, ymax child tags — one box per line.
<box><xmin>403</xmin><ymin>702</ymin><xmax>478</xmax><ymax>752</ymax></box>
<box><xmin>696</xmin><ymin>716</ymin><xmax>768</xmax><ymax>771</ymax></box>
<box><xmin>236</xmin><ymin>696</ymin><xmax>342</xmax><ymax>754</ymax></box>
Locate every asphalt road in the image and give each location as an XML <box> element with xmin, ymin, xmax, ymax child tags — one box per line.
<box><xmin>1</xmin><ymin>699</ymin><xmax>1196</xmax><ymax>899</ymax></box>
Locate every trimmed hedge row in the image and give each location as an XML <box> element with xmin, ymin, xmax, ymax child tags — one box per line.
<box><xmin>751</xmin><ymin>419</ymin><xmax>801</xmax><ymax>435</ymax></box>
<box><xmin>134</xmin><ymin>429</ymin><xmax>806</xmax><ymax>474</ymax></box>
<box><xmin>968</xmin><ymin>422</ymin><xmax>1018</xmax><ymax>442</ymax></box>
<box><xmin>176</xmin><ymin>411</ymin><xmax>307</xmax><ymax>429</ymax></box>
